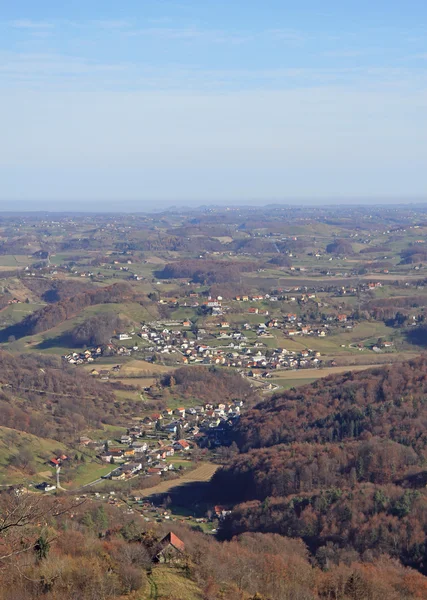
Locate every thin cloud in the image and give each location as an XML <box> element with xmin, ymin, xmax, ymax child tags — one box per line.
<box><xmin>0</xmin><ymin>52</ymin><xmax>129</xmax><ymax>82</ymax></box>
<box><xmin>265</xmin><ymin>28</ymin><xmax>306</xmax><ymax>44</ymax></box>
<box><xmin>125</xmin><ymin>26</ymin><xmax>306</xmax><ymax>46</ymax></box>
<box><xmin>323</xmin><ymin>50</ymin><xmax>367</xmax><ymax>58</ymax></box>
<box><xmin>126</xmin><ymin>26</ymin><xmax>252</xmax><ymax>44</ymax></box>
<box><xmin>10</xmin><ymin>19</ymin><xmax>54</xmax><ymax>29</ymax></box>
<box><xmin>92</xmin><ymin>19</ymin><xmax>131</xmax><ymax>30</ymax></box>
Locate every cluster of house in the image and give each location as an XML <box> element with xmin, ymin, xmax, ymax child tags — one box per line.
<box><xmin>235</xmin><ymin>292</ymin><xmax>317</xmax><ymax>303</ymax></box>
<box><xmin>48</xmin><ymin>454</ymin><xmax>68</xmax><ymax>467</ymax></box>
<box><xmin>6</xmin><ymin>297</ymin><xmax>21</xmax><ymax>305</ymax></box>
<box><xmin>79</xmin><ymin>401</ymin><xmax>242</xmax><ymax>481</ymax></box>
<box><xmin>180</xmin><ymin>339</ymin><xmax>323</xmax><ymax>371</ymax></box>
<box><xmin>246</xmin><ymin>347</ymin><xmax>322</xmax><ymax>373</ymax></box>
<box><xmin>62</xmin><ymin>341</ymin><xmax>139</xmax><ymax>366</ymax></box>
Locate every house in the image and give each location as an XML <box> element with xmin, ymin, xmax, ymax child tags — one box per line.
<box><xmin>35</xmin><ymin>482</ymin><xmax>56</xmax><ymax>492</ymax></box>
<box><xmin>147</xmin><ymin>467</ymin><xmax>163</xmax><ymax>476</ymax></box>
<box><xmin>109</xmin><ymin>448</ymin><xmax>124</xmax><ymax>458</ymax></box>
<box><xmin>337</xmin><ymin>314</ymin><xmax>348</xmax><ymax>323</ymax></box>
<box><xmin>174</xmin><ymin>440</ymin><xmax>190</xmax><ymax>451</ymax></box>
<box><xmin>164</xmin><ymin>423</ymin><xmax>177</xmax><ymax>434</ymax></box>
<box><xmin>118</xmin><ymin>333</ymin><xmax>133</xmax><ymax>341</ymax></box>
<box><xmin>154</xmin><ymin>532</ymin><xmax>185</xmax><ymax>563</ymax></box>
<box><xmin>101</xmin><ymin>454</ymin><xmax>115</xmax><ymax>463</ymax></box>
<box><xmin>214</xmin><ymin>505</ymin><xmax>231</xmax><ymax>519</ymax></box>
<box><xmin>133</xmin><ymin>442</ymin><xmax>148</xmax><ymax>453</ymax></box>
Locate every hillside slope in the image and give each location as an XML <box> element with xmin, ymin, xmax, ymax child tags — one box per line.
<box><xmin>213</xmin><ymin>357</ymin><xmax>427</xmax><ymax>574</ymax></box>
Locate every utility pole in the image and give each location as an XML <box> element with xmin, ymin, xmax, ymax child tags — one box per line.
<box><xmin>56</xmin><ymin>465</ymin><xmax>62</xmax><ymax>490</ymax></box>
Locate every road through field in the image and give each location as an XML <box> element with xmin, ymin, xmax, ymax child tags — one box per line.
<box><xmin>137</xmin><ymin>463</ymin><xmax>219</xmax><ymax>497</ymax></box>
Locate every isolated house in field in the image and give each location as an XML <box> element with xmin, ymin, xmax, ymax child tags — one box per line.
<box><xmin>154</xmin><ymin>532</ymin><xmax>185</xmax><ymax>563</ymax></box>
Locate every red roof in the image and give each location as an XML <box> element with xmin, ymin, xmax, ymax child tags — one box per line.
<box><xmin>161</xmin><ymin>532</ymin><xmax>185</xmax><ymax>552</ymax></box>
<box><xmin>177</xmin><ymin>439</ymin><xmax>190</xmax><ymax>449</ymax></box>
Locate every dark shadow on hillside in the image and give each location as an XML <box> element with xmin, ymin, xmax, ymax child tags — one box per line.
<box><xmin>147</xmin><ymin>480</ymin><xmax>218</xmax><ymax>519</ymax></box>
<box><xmin>396</xmin><ymin>471</ymin><xmax>427</xmax><ymax>489</ymax></box>
<box><xmin>0</xmin><ymin>321</ymin><xmax>31</xmax><ymax>343</ymax></box>
<box><xmin>36</xmin><ymin>334</ymin><xmax>76</xmax><ymax>350</ymax></box>
<box><xmin>147</xmin><ymin>480</ymin><xmax>215</xmax><ymax>508</ymax></box>
<box><xmin>405</xmin><ymin>325</ymin><xmax>427</xmax><ymax>348</ymax></box>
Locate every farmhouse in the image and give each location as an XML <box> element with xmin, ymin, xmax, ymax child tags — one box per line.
<box><xmin>154</xmin><ymin>532</ymin><xmax>185</xmax><ymax>563</ymax></box>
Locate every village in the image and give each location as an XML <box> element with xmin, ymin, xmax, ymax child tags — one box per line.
<box><xmin>34</xmin><ymin>398</ymin><xmax>243</xmax><ymax>497</ymax></box>
<box><xmin>61</xmin><ymin>281</ymin><xmax>393</xmax><ymax>377</ymax></box>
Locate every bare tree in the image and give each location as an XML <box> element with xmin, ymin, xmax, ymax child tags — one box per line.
<box><xmin>0</xmin><ymin>489</ymin><xmax>83</xmax><ymax>562</ymax></box>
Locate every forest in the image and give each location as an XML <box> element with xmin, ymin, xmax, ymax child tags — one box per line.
<box><xmin>0</xmin><ymin>351</ymin><xmax>122</xmax><ymax>440</ymax></box>
<box><xmin>232</xmin><ymin>357</ymin><xmax>427</xmax><ymax>451</ymax></box>
<box><xmin>160</xmin><ymin>366</ymin><xmax>259</xmax><ymax>405</ymax></box>
<box><xmin>156</xmin><ymin>259</ymin><xmax>259</xmax><ymax>284</ymax></box>
<box><xmin>1</xmin><ymin>489</ymin><xmax>427</xmax><ymax>600</ymax></box>
<box><xmin>211</xmin><ymin>358</ymin><xmax>427</xmax><ymax>576</ymax></box>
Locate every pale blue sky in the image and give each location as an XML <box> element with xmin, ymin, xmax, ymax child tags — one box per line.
<box><xmin>0</xmin><ymin>1</ymin><xmax>426</xmax><ymax>210</ymax></box>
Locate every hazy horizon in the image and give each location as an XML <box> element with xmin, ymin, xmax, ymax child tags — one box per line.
<box><xmin>1</xmin><ymin>1</ymin><xmax>426</xmax><ymax>209</ymax></box>
<box><xmin>1</xmin><ymin>196</ymin><xmax>427</xmax><ymax>214</ymax></box>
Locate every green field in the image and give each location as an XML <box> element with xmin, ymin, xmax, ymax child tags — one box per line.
<box><xmin>0</xmin><ymin>255</ymin><xmax>33</xmax><ymax>268</ymax></box>
<box><xmin>3</xmin><ymin>301</ymin><xmax>158</xmax><ymax>355</ymax></box>
<box><xmin>146</xmin><ymin>567</ymin><xmax>202</xmax><ymax>600</ymax></box>
<box><xmin>0</xmin><ymin>426</ymin><xmax>66</xmax><ymax>485</ymax></box>
<box><xmin>66</xmin><ymin>462</ymin><xmax>114</xmax><ymax>488</ymax></box>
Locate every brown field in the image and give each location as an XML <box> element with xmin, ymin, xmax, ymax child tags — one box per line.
<box><xmin>213</xmin><ymin>236</ymin><xmax>234</xmax><ymax>243</ymax></box>
<box><xmin>272</xmin><ymin>354</ymin><xmax>422</xmax><ymax>383</ymax></box>
<box><xmin>110</xmin><ymin>376</ymin><xmax>158</xmax><ymax>387</ymax></box>
<box><xmin>144</xmin><ymin>256</ymin><xmax>168</xmax><ymax>264</ymax></box>
<box><xmin>119</xmin><ymin>360</ymin><xmax>176</xmax><ymax>376</ymax></box>
<box><xmin>137</xmin><ymin>463</ymin><xmax>219</xmax><ymax>497</ymax></box>
<box><xmin>82</xmin><ymin>359</ymin><xmax>176</xmax><ymax>378</ymax></box>
<box><xmin>273</xmin><ymin>364</ymin><xmax>384</xmax><ymax>381</ymax></box>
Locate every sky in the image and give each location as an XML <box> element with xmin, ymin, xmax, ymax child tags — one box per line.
<box><xmin>0</xmin><ymin>0</ymin><xmax>426</xmax><ymax>211</ymax></box>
